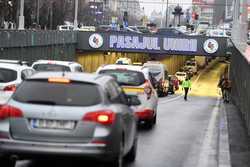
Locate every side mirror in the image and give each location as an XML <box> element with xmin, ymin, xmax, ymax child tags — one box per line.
<box><xmin>21</xmin><ymin>73</ymin><xmax>27</xmax><ymax>80</ymax></box>
<box><xmin>127</xmin><ymin>96</ymin><xmax>141</xmax><ymax>106</ymax></box>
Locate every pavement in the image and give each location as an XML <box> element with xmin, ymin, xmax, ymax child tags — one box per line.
<box><xmin>14</xmin><ymin>60</ymin><xmax>242</xmax><ymax>167</ymax></box>
<box><xmin>224</xmin><ymin>103</ymin><xmax>250</xmax><ymax>167</ymax></box>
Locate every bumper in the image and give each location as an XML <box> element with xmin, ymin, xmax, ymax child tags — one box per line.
<box><xmin>0</xmin><ymin>139</ymin><xmax>113</xmax><ymax>161</ymax></box>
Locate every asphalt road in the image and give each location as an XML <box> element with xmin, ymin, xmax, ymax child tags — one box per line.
<box><xmin>15</xmin><ymin>61</ymin><xmax>225</xmax><ymax>167</ymax></box>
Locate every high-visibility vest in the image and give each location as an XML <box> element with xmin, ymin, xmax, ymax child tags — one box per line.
<box><xmin>182</xmin><ymin>80</ymin><xmax>191</xmax><ymax>88</ymax></box>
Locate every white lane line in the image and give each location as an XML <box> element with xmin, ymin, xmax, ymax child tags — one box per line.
<box><xmin>197</xmin><ymin>97</ymin><xmax>220</xmax><ymax>167</ymax></box>
<box><xmin>159</xmin><ymin>94</ymin><xmax>183</xmax><ymax>104</ymax></box>
<box><xmin>193</xmin><ymin>71</ymin><xmax>203</xmax><ymax>85</ymax></box>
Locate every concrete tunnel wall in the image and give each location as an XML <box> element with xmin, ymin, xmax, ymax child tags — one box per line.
<box><xmin>76</xmin><ymin>52</ymin><xmax>187</xmax><ymax>74</ymax></box>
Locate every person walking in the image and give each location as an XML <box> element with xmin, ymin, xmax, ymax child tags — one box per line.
<box><xmin>221</xmin><ymin>76</ymin><xmax>231</xmax><ymax>103</ymax></box>
<box><xmin>218</xmin><ymin>74</ymin><xmax>225</xmax><ymax>98</ymax></box>
<box><xmin>182</xmin><ymin>77</ymin><xmax>192</xmax><ymax>101</ymax></box>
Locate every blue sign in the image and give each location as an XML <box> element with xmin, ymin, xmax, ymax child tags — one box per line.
<box><xmin>77</xmin><ymin>32</ymin><xmax>228</xmax><ymax>57</ymax></box>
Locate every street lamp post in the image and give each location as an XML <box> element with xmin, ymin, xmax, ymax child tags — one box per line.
<box><xmin>165</xmin><ymin>0</ymin><xmax>169</xmax><ymax>27</ymax></box>
<box><xmin>37</xmin><ymin>0</ymin><xmax>40</xmax><ymax>25</ymax></box>
<box><xmin>74</xmin><ymin>0</ymin><xmax>78</xmax><ymax>29</ymax></box>
<box><xmin>18</xmin><ymin>0</ymin><xmax>25</xmax><ymax>30</ymax></box>
<box><xmin>160</xmin><ymin>0</ymin><xmax>164</xmax><ymax>28</ymax></box>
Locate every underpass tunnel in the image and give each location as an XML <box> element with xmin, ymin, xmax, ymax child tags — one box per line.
<box><xmin>76</xmin><ymin>51</ymin><xmax>190</xmax><ymax>74</ymax></box>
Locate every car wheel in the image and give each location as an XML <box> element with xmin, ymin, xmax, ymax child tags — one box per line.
<box><xmin>0</xmin><ymin>157</ymin><xmax>16</xmax><ymax>167</ymax></box>
<box><xmin>125</xmin><ymin>138</ymin><xmax>137</xmax><ymax>162</ymax></box>
<box><xmin>110</xmin><ymin>141</ymin><xmax>124</xmax><ymax>167</ymax></box>
<box><xmin>153</xmin><ymin>114</ymin><xmax>157</xmax><ymax>124</ymax></box>
<box><xmin>145</xmin><ymin>119</ymin><xmax>154</xmax><ymax>129</ymax></box>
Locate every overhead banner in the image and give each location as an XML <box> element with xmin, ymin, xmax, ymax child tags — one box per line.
<box><xmin>77</xmin><ymin>32</ymin><xmax>228</xmax><ymax>57</ymax></box>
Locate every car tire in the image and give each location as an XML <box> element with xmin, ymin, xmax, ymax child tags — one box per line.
<box><xmin>145</xmin><ymin>119</ymin><xmax>154</xmax><ymax>129</ymax></box>
<box><xmin>110</xmin><ymin>141</ymin><xmax>124</xmax><ymax>167</ymax></box>
<box><xmin>125</xmin><ymin>139</ymin><xmax>137</xmax><ymax>162</ymax></box>
<box><xmin>153</xmin><ymin>113</ymin><xmax>157</xmax><ymax>124</ymax></box>
<box><xmin>0</xmin><ymin>157</ymin><xmax>16</xmax><ymax>167</ymax></box>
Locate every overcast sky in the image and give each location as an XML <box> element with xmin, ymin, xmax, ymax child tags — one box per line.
<box><xmin>140</xmin><ymin>0</ymin><xmax>193</xmax><ymax>16</ymax></box>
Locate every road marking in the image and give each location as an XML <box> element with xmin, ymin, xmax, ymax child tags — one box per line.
<box><xmin>159</xmin><ymin>94</ymin><xmax>183</xmax><ymax>104</ymax></box>
<box><xmin>197</xmin><ymin>97</ymin><xmax>220</xmax><ymax>167</ymax></box>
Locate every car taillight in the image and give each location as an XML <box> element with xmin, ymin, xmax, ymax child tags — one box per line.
<box><xmin>136</xmin><ymin>109</ymin><xmax>154</xmax><ymax>119</ymax></box>
<box><xmin>3</xmin><ymin>85</ymin><xmax>16</xmax><ymax>92</ymax></box>
<box><xmin>82</xmin><ymin>110</ymin><xmax>116</xmax><ymax>125</ymax></box>
<box><xmin>0</xmin><ymin>105</ymin><xmax>23</xmax><ymax>120</ymax></box>
<box><xmin>144</xmin><ymin>80</ymin><xmax>152</xmax><ymax>99</ymax></box>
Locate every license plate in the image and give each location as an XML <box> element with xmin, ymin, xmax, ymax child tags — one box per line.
<box><xmin>29</xmin><ymin>119</ymin><xmax>75</xmax><ymax>130</ymax></box>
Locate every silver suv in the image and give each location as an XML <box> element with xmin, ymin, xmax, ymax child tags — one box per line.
<box><xmin>0</xmin><ymin>72</ymin><xmax>138</xmax><ymax>167</ymax></box>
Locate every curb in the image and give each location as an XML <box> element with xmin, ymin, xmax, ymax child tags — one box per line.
<box><xmin>218</xmin><ymin>101</ymin><xmax>231</xmax><ymax>167</ymax></box>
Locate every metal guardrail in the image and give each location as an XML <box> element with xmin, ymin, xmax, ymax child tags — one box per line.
<box><xmin>0</xmin><ymin>30</ymin><xmax>77</xmax><ymax>48</ymax></box>
<box><xmin>230</xmin><ymin>44</ymin><xmax>250</xmax><ymax>135</ymax></box>
<box><xmin>0</xmin><ymin>30</ymin><xmax>77</xmax><ymax>62</ymax></box>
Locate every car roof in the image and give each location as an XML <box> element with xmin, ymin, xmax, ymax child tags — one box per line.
<box><xmin>32</xmin><ymin>60</ymin><xmax>81</xmax><ymax>67</ymax></box>
<box><xmin>98</xmin><ymin>64</ymin><xmax>148</xmax><ymax>72</ymax></box>
<box><xmin>176</xmin><ymin>71</ymin><xmax>186</xmax><ymax>74</ymax></box>
<box><xmin>0</xmin><ymin>63</ymin><xmax>32</xmax><ymax>71</ymax></box>
<box><xmin>27</xmin><ymin>72</ymin><xmax>112</xmax><ymax>86</ymax></box>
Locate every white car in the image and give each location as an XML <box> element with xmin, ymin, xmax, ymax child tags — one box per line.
<box><xmin>32</xmin><ymin>60</ymin><xmax>84</xmax><ymax>72</ymax></box>
<box><xmin>57</xmin><ymin>25</ymin><xmax>74</xmax><ymax>31</ymax></box>
<box><xmin>115</xmin><ymin>58</ymin><xmax>132</xmax><ymax>65</ymax></box>
<box><xmin>206</xmin><ymin>29</ymin><xmax>228</xmax><ymax>37</ymax></box>
<box><xmin>96</xmin><ymin>64</ymin><xmax>158</xmax><ymax>128</ymax></box>
<box><xmin>175</xmin><ymin>71</ymin><xmax>187</xmax><ymax>84</ymax></box>
<box><xmin>0</xmin><ymin>60</ymin><xmax>35</xmax><ymax>104</ymax></box>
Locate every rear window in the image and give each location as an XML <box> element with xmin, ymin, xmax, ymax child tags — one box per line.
<box><xmin>176</xmin><ymin>73</ymin><xmax>186</xmax><ymax>76</ymax></box>
<box><xmin>0</xmin><ymin>68</ymin><xmax>17</xmax><ymax>83</ymax></box>
<box><xmin>13</xmin><ymin>81</ymin><xmax>101</xmax><ymax>106</ymax></box>
<box><xmin>99</xmin><ymin>69</ymin><xmax>145</xmax><ymax>86</ymax></box>
<box><xmin>33</xmin><ymin>64</ymin><xmax>71</xmax><ymax>72</ymax></box>
<box><xmin>145</xmin><ymin>66</ymin><xmax>162</xmax><ymax>77</ymax></box>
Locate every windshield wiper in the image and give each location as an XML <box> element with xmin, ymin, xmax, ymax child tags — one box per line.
<box><xmin>26</xmin><ymin>100</ymin><xmax>57</xmax><ymax>105</ymax></box>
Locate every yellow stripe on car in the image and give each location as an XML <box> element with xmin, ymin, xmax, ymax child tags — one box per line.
<box><xmin>122</xmin><ymin>87</ymin><xmax>144</xmax><ymax>93</ymax></box>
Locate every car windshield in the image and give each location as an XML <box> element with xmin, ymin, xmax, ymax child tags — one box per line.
<box><xmin>99</xmin><ymin>69</ymin><xmax>145</xmax><ymax>86</ymax></box>
<box><xmin>33</xmin><ymin>64</ymin><xmax>71</xmax><ymax>72</ymax></box>
<box><xmin>145</xmin><ymin>66</ymin><xmax>162</xmax><ymax>77</ymax></box>
<box><xmin>0</xmin><ymin>68</ymin><xmax>17</xmax><ymax>83</ymax></box>
<box><xmin>13</xmin><ymin>80</ymin><xmax>101</xmax><ymax>106</ymax></box>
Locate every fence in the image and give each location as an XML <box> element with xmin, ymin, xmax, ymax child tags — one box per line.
<box><xmin>230</xmin><ymin>44</ymin><xmax>250</xmax><ymax>135</ymax></box>
<box><xmin>0</xmin><ymin>30</ymin><xmax>77</xmax><ymax>62</ymax></box>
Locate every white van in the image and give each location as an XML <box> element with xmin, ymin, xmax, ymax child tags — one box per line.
<box><xmin>143</xmin><ymin>61</ymin><xmax>169</xmax><ymax>96</ymax></box>
<box><xmin>32</xmin><ymin>60</ymin><xmax>84</xmax><ymax>72</ymax></box>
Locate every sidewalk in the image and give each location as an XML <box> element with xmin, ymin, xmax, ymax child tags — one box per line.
<box><xmin>223</xmin><ymin>102</ymin><xmax>250</xmax><ymax>167</ymax></box>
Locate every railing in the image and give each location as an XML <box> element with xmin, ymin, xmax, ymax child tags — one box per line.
<box><xmin>230</xmin><ymin>43</ymin><xmax>250</xmax><ymax>135</ymax></box>
<box><xmin>0</xmin><ymin>30</ymin><xmax>77</xmax><ymax>48</ymax></box>
<box><xmin>0</xmin><ymin>30</ymin><xmax>77</xmax><ymax>61</ymax></box>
